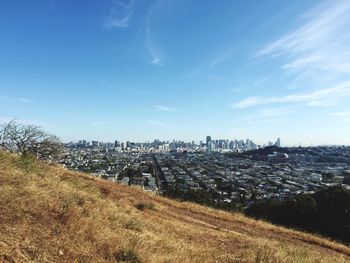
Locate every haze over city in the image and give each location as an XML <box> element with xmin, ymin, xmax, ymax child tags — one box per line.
<box><xmin>1</xmin><ymin>0</ymin><xmax>350</xmax><ymax>145</ymax></box>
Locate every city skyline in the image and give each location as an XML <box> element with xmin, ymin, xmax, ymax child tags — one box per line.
<box><xmin>1</xmin><ymin>0</ymin><xmax>350</xmax><ymax>145</ymax></box>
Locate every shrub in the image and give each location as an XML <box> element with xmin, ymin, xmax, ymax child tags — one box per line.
<box><xmin>124</xmin><ymin>218</ymin><xmax>143</xmax><ymax>231</ymax></box>
<box><xmin>114</xmin><ymin>235</ymin><xmax>141</xmax><ymax>263</ymax></box>
<box><xmin>114</xmin><ymin>249</ymin><xmax>140</xmax><ymax>263</ymax></box>
<box><xmin>135</xmin><ymin>202</ymin><xmax>155</xmax><ymax>211</ymax></box>
<box><xmin>15</xmin><ymin>153</ymin><xmax>37</xmax><ymax>171</ymax></box>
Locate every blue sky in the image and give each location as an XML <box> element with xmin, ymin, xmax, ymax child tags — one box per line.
<box><xmin>1</xmin><ymin>0</ymin><xmax>350</xmax><ymax>145</ymax></box>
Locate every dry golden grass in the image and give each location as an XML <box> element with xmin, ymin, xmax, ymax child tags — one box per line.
<box><xmin>0</xmin><ymin>151</ymin><xmax>350</xmax><ymax>263</ymax></box>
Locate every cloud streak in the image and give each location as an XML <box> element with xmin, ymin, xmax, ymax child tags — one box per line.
<box><xmin>234</xmin><ymin>1</ymin><xmax>350</xmax><ymax>110</ymax></box>
<box><xmin>330</xmin><ymin>112</ymin><xmax>350</xmax><ymax>117</ymax></box>
<box><xmin>0</xmin><ymin>116</ymin><xmax>50</xmax><ymax>127</ymax></box>
<box><xmin>155</xmin><ymin>105</ymin><xmax>176</xmax><ymax>112</ymax></box>
<box><xmin>0</xmin><ymin>96</ymin><xmax>34</xmax><ymax>103</ymax></box>
<box><xmin>330</xmin><ymin>112</ymin><xmax>350</xmax><ymax>122</ymax></box>
<box><xmin>144</xmin><ymin>0</ymin><xmax>167</xmax><ymax>66</ymax></box>
<box><xmin>148</xmin><ymin>120</ymin><xmax>177</xmax><ymax>131</ymax></box>
<box><xmin>256</xmin><ymin>0</ymin><xmax>350</xmax><ymax>78</ymax></box>
<box><xmin>232</xmin><ymin>81</ymin><xmax>350</xmax><ymax>109</ymax></box>
<box><xmin>145</xmin><ymin>33</ymin><xmax>163</xmax><ymax>66</ymax></box>
<box><xmin>90</xmin><ymin>121</ymin><xmax>109</xmax><ymax>126</ymax></box>
<box><xmin>103</xmin><ymin>0</ymin><xmax>134</xmax><ymax>29</ymax></box>
<box><xmin>237</xmin><ymin>108</ymin><xmax>292</xmax><ymax>124</ymax></box>
<box><xmin>209</xmin><ymin>47</ymin><xmax>235</xmax><ymax>68</ymax></box>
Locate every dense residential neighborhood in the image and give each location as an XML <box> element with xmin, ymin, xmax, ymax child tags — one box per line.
<box><xmin>59</xmin><ymin>139</ymin><xmax>350</xmax><ymax>209</ymax></box>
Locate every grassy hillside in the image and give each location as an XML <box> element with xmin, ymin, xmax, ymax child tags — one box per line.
<box><xmin>1</xmin><ymin>151</ymin><xmax>350</xmax><ymax>263</ymax></box>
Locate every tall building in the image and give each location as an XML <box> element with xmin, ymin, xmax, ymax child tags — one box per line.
<box><xmin>275</xmin><ymin>138</ymin><xmax>281</xmax><ymax>147</ymax></box>
<box><xmin>91</xmin><ymin>141</ymin><xmax>99</xmax><ymax>147</ymax></box>
<box><xmin>209</xmin><ymin>141</ymin><xmax>215</xmax><ymax>151</ymax></box>
<box><xmin>206</xmin><ymin>136</ymin><xmax>212</xmax><ymax>147</ymax></box>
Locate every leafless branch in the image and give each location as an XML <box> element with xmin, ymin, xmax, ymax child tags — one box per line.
<box><xmin>0</xmin><ymin>119</ymin><xmax>63</xmax><ymax>160</ymax></box>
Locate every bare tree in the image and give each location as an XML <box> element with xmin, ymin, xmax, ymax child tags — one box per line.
<box><xmin>0</xmin><ymin>120</ymin><xmax>63</xmax><ymax>160</ymax></box>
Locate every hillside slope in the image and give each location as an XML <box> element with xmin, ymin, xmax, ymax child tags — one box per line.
<box><xmin>1</xmin><ymin>152</ymin><xmax>350</xmax><ymax>263</ymax></box>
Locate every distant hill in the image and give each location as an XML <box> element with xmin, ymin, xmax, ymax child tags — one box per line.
<box><xmin>236</xmin><ymin>146</ymin><xmax>289</xmax><ymax>161</ymax></box>
<box><xmin>244</xmin><ymin>146</ymin><xmax>289</xmax><ymax>156</ymax></box>
<box><xmin>1</xmin><ymin>151</ymin><xmax>350</xmax><ymax>263</ymax></box>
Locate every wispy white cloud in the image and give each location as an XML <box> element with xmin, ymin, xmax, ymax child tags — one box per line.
<box><xmin>17</xmin><ymin>98</ymin><xmax>33</xmax><ymax>103</ymax></box>
<box><xmin>238</xmin><ymin>108</ymin><xmax>292</xmax><ymax>123</ymax></box>
<box><xmin>259</xmin><ymin>108</ymin><xmax>292</xmax><ymax>118</ymax></box>
<box><xmin>256</xmin><ymin>0</ymin><xmax>350</xmax><ymax>80</ymax></box>
<box><xmin>209</xmin><ymin>47</ymin><xmax>235</xmax><ymax>68</ymax></box>
<box><xmin>148</xmin><ymin>120</ymin><xmax>177</xmax><ymax>131</ymax></box>
<box><xmin>144</xmin><ymin>0</ymin><xmax>168</xmax><ymax>66</ymax></box>
<box><xmin>145</xmin><ymin>32</ymin><xmax>163</xmax><ymax>66</ymax></box>
<box><xmin>231</xmin><ymin>87</ymin><xmax>243</xmax><ymax>93</ymax></box>
<box><xmin>155</xmin><ymin>105</ymin><xmax>176</xmax><ymax>112</ymax></box>
<box><xmin>330</xmin><ymin>112</ymin><xmax>350</xmax><ymax>117</ymax></box>
<box><xmin>0</xmin><ymin>116</ymin><xmax>50</xmax><ymax>127</ymax></box>
<box><xmin>145</xmin><ymin>27</ymin><xmax>163</xmax><ymax>66</ymax></box>
<box><xmin>0</xmin><ymin>96</ymin><xmax>34</xmax><ymax>103</ymax></box>
<box><xmin>151</xmin><ymin>57</ymin><xmax>161</xmax><ymax>65</ymax></box>
<box><xmin>227</xmin><ymin>127</ymin><xmax>245</xmax><ymax>133</ymax></box>
<box><xmin>207</xmin><ymin>74</ymin><xmax>226</xmax><ymax>81</ymax></box>
<box><xmin>330</xmin><ymin>111</ymin><xmax>350</xmax><ymax>122</ymax></box>
<box><xmin>253</xmin><ymin>77</ymin><xmax>269</xmax><ymax>87</ymax></box>
<box><xmin>100</xmin><ymin>79</ymin><xmax>115</xmax><ymax>86</ymax></box>
<box><xmin>90</xmin><ymin>121</ymin><xmax>109</xmax><ymax>126</ymax></box>
<box><xmin>235</xmin><ymin>0</ymin><xmax>350</xmax><ymax>112</ymax></box>
<box><xmin>232</xmin><ymin>81</ymin><xmax>350</xmax><ymax>109</ymax></box>
<box><xmin>103</xmin><ymin>0</ymin><xmax>134</xmax><ymax>29</ymax></box>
